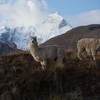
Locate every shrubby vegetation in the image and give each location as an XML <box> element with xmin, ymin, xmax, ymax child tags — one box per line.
<box><xmin>0</xmin><ymin>51</ymin><xmax>100</xmax><ymax>100</ymax></box>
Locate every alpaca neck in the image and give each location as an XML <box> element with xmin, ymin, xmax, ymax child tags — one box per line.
<box><xmin>30</xmin><ymin>44</ymin><xmax>40</xmax><ymax>58</ymax></box>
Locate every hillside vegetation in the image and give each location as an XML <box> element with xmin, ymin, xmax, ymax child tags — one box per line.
<box><xmin>0</xmin><ymin>51</ymin><xmax>100</xmax><ymax>100</ymax></box>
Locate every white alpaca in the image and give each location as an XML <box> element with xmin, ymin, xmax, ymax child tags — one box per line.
<box><xmin>29</xmin><ymin>36</ymin><xmax>65</xmax><ymax>69</ymax></box>
<box><xmin>77</xmin><ymin>38</ymin><xmax>100</xmax><ymax>60</ymax></box>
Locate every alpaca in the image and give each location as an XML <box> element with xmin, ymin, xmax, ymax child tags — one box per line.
<box><xmin>77</xmin><ymin>38</ymin><xmax>100</xmax><ymax>60</ymax></box>
<box><xmin>29</xmin><ymin>36</ymin><xmax>65</xmax><ymax>69</ymax></box>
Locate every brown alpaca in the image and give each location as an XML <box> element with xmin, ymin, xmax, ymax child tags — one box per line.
<box><xmin>29</xmin><ymin>36</ymin><xmax>65</xmax><ymax>69</ymax></box>
<box><xmin>77</xmin><ymin>38</ymin><xmax>100</xmax><ymax>60</ymax></box>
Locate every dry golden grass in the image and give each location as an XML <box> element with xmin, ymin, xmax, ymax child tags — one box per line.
<box><xmin>0</xmin><ymin>50</ymin><xmax>100</xmax><ymax>100</ymax></box>
<box><xmin>65</xmin><ymin>49</ymin><xmax>76</xmax><ymax>60</ymax></box>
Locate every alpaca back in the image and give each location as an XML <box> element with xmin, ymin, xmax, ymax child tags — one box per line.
<box><xmin>38</xmin><ymin>45</ymin><xmax>58</xmax><ymax>60</ymax></box>
<box><xmin>39</xmin><ymin>45</ymin><xmax>65</xmax><ymax>60</ymax></box>
<box><xmin>77</xmin><ymin>38</ymin><xmax>98</xmax><ymax>50</ymax></box>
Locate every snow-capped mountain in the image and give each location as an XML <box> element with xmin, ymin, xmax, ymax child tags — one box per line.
<box><xmin>0</xmin><ymin>13</ymin><xmax>72</xmax><ymax>50</ymax></box>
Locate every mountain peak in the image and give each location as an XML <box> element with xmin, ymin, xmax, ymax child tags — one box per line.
<box><xmin>0</xmin><ymin>13</ymin><xmax>71</xmax><ymax>50</ymax></box>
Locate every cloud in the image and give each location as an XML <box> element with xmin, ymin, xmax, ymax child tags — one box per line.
<box><xmin>0</xmin><ymin>0</ymin><xmax>48</xmax><ymax>27</ymax></box>
<box><xmin>66</xmin><ymin>10</ymin><xmax>100</xmax><ymax>27</ymax></box>
<box><xmin>41</xmin><ymin>0</ymin><xmax>48</xmax><ymax>9</ymax></box>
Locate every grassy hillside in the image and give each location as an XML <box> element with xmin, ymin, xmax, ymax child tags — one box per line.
<box><xmin>41</xmin><ymin>24</ymin><xmax>100</xmax><ymax>49</ymax></box>
<box><xmin>0</xmin><ymin>51</ymin><xmax>100</xmax><ymax>100</ymax></box>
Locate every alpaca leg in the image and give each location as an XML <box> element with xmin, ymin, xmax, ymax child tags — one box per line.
<box><xmin>56</xmin><ymin>58</ymin><xmax>64</xmax><ymax>68</ymax></box>
<box><xmin>77</xmin><ymin>49</ymin><xmax>83</xmax><ymax>60</ymax></box>
<box><xmin>56</xmin><ymin>49</ymin><xmax>65</xmax><ymax>67</ymax></box>
<box><xmin>86</xmin><ymin>48</ymin><xmax>91</xmax><ymax>59</ymax></box>
<box><xmin>81</xmin><ymin>50</ymin><xmax>88</xmax><ymax>58</ymax></box>
<box><xmin>40</xmin><ymin>60</ymin><xmax>47</xmax><ymax>70</ymax></box>
<box><xmin>91</xmin><ymin>49</ymin><xmax>96</xmax><ymax>60</ymax></box>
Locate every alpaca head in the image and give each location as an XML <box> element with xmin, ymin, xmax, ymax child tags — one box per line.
<box><xmin>29</xmin><ymin>36</ymin><xmax>38</xmax><ymax>46</ymax></box>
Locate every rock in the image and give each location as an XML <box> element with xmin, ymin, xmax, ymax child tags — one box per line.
<box><xmin>0</xmin><ymin>41</ymin><xmax>18</xmax><ymax>56</ymax></box>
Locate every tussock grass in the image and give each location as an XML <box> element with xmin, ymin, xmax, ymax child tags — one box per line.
<box><xmin>0</xmin><ymin>51</ymin><xmax>100</xmax><ymax>100</ymax></box>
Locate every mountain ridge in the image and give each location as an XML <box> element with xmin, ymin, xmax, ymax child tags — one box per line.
<box><xmin>41</xmin><ymin>24</ymin><xmax>100</xmax><ymax>50</ymax></box>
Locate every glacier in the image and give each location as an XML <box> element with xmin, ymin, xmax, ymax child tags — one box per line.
<box><xmin>0</xmin><ymin>13</ymin><xmax>72</xmax><ymax>50</ymax></box>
